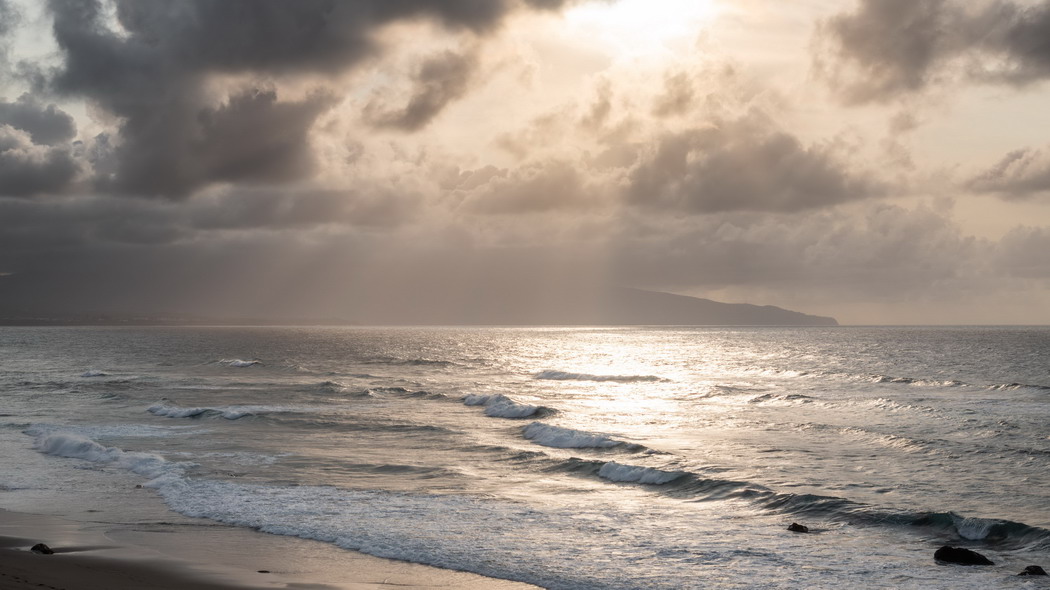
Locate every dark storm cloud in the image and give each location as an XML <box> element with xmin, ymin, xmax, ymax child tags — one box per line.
<box><xmin>0</xmin><ymin>94</ymin><xmax>77</xmax><ymax>145</ymax></box>
<box><xmin>0</xmin><ymin>126</ymin><xmax>78</xmax><ymax>197</ymax></box>
<box><xmin>93</xmin><ymin>88</ymin><xmax>338</xmax><ymax>198</ymax></box>
<box><xmin>967</xmin><ymin>147</ymin><xmax>1050</xmax><ymax>198</ymax></box>
<box><xmin>42</xmin><ymin>0</ymin><xmax>572</xmax><ymax>198</ymax></box>
<box><xmin>0</xmin><ymin>185</ymin><xmax>415</xmax><ymax>253</ymax></box>
<box><xmin>817</xmin><ymin>0</ymin><xmax>1050</xmax><ymax>103</ymax></box>
<box><xmin>627</xmin><ymin>118</ymin><xmax>881</xmax><ymax>213</ymax></box>
<box><xmin>365</xmin><ymin>48</ymin><xmax>480</xmax><ymax>132</ymax></box>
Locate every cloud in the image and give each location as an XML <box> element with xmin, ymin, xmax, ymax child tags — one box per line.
<box><xmin>0</xmin><ymin>0</ymin><xmax>18</xmax><ymax>45</ymax></box>
<box><xmin>0</xmin><ymin>125</ymin><xmax>78</xmax><ymax>196</ymax></box>
<box><xmin>0</xmin><ymin>0</ymin><xmax>20</xmax><ymax>81</ymax></box>
<box><xmin>95</xmin><ymin>88</ymin><xmax>337</xmax><ymax>198</ymax></box>
<box><xmin>41</xmin><ymin>0</ymin><xmax>574</xmax><ymax>198</ymax></box>
<box><xmin>967</xmin><ymin>147</ymin><xmax>1050</xmax><ymax>198</ymax></box>
<box><xmin>365</xmin><ymin>48</ymin><xmax>480</xmax><ymax>131</ymax></box>
<box><xmin>0</xmin><ymin>94</ymin><xmax>77</xmax><ymax>145</ymax></box>
<box><xmin>604</xmin><ymin>203</ymin><xmax>987</xmax><ymax>312</ymax></box>
<box><xmin>994</xmin><ymin>225</ymin><xmax>1050</xmax><ymax>278</ymax></box>
<box><xmin>456</xmin><ymin>160</ymin><xmax>597</xmax><ymax>214</ymax></box>
<box><xmin>816</xmin><ymin>0</ymin><xmax>1050</xmax><ymax>104</ymax></box>
<box><xmin>626</xmin><ymin>116</ymin><xmax>882</xmax><ymax>213</ymax></box>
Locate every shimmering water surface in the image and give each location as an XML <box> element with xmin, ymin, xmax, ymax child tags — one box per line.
<box><xmin>2</xmin><ymin>326</ymin><xmax>1049</xmax><ymax>589</ymax></box>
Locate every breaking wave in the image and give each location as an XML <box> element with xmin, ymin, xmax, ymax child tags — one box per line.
<box><xmin>148</xmin><ymin>402</ymin><xmax>255</xmax><ymax>420</ymax></box>
<box><xmin>597</xmin><ymin>462</ymin><xmax>685</xmax><ymax>485</ymax></box>
<box><xmin>28</xmin><ymin>428</ymin><xmax>189</xmax><ymax>484</ymax></box>
<box><xmin>989</xmin><ymin>382</ymin><xmax>1050</xmax><ymax>392</ymax></box>
<box><xmin>462</xmin><ymin>394</ymin><xmax>554</xmax><ymax>419</ymax></box>
<box><xmin>218</xmin><ymin>359</ymin><xmax>262</xmax><ymax>368</ymax></box>
<box><xmin>523</xmin><ymin>422</ymin><xmax>643</xmax><ymax>450</ymax></box>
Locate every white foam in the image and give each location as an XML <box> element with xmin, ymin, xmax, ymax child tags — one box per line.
<box><xmin>31</xmin><ymin>430</ymin><xmax>189</xmax><ymax>483</ymax></box>
<box><xmin>597</xmin><ymin>462</ymin><xmax>684</xmax><ymax>485</ymax></box>
<box><xmin>951</xmin><ymin>515</ymin><xmax>999</xmax><ymax>541</ymax></box>
<box><xmin>534</xmin><ymin>370</ymin><xmax>663</xmax><ymax>383</ymax></box>
<box><xmin>80</xmin><ymin>369</ymin><xmax>108</xmax><ymax>377</ymax></box>
<box><xmin>462</xmin><ymin>394</ymin><xmax>544</xmax><ymax>419</ymax></box>
<box><xmin>220</xmin><ymin>359</ymin><xmax>262</xmax><ymax>367</ymax></box>
<box><xmin>523</xmin><ymin>422</ymin><xmax>622</xmax><ymax>449</ymax></box>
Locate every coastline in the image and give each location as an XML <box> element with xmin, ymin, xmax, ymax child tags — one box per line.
<box><xmin>0</xmin><ymin>508</ymin><xmax>541</xmax><ymax>590</ymax></box>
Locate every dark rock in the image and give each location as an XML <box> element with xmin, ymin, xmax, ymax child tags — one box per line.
<box><xmin>787</xmin><ymin>523</ymin><xmax>809</xmax><ymax>533</ymax></box>
<box><xmin>257</xmin><ymin>570</ymin><xmax>271</xmax><ymax>574</ymax></box>
<box><xmin>1019</xmin><ymin>565</ymin><xmax>1048</xmax><ymax>576</ymax></box>
<box><xmin>30</xmin><ymin>543</ymin><xmax>54</xmax><ymax>555</ymax></box>
<box><xmin>933</xmin><ymin>546</ymin><xmax>994</xmax><ymax>566</ymax></box>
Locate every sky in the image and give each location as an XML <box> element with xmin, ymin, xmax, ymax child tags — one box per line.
<box><xmin>1</xmin><ymin>0</ymin><xmax>1050</xmax><ymax>324</ymax></box>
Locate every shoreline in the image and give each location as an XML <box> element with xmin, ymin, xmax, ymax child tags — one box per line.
<box><xmin>0</xmin><ymin>508</ymin><xmax>541</xmax><ymax>590</ymax></box>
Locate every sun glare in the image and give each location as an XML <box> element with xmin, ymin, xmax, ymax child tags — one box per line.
<box><xmin>564</xmin><ymin>0</ymin><xmax>720</xmax><ymax>57</ymax></box>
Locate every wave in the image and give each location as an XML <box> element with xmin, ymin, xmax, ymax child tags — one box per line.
<box><xmin>868</xmin><ymin>374</ymin><xmax>967</xmax><ymax>387</ymax></box>
<box><xmin>747</xmin><ymin>393</ymin><xmax>814</xmax><ymax>405</ymax></box>
<box><xmin>29</xmin><ymin>429</ymin><xmax>189</xmax><ymax>484</ymax></box>
<box><xmin>989</xmin><ymin>382</ymin><xmax>1050</xmax><ymax>392</ymax></box>
<box><xmin>835</xmin><ymin>426</ymin><xmax>930</xmax><ymax>453</ymax></box>
<box><xmin>529</xmin><ymin>453</ymin><xmax>1050</xmax><ymax>551</ymax></box>
<box><xmin>148</xmin><ymin>402</ymin><xmax>254</xmax><ymax>420</ymax></box>
<box><xmin>534</xmin><ymin>370</ymin><xmax>664</xmax><ymax>383</ymax></box>
<box><xmin>218</xmin><ymin>359</ymin><xmax>262</xmax><ymax>368</ymax></box>
<box><xmin>28</xmin><ymin>428</ymin><xmax>1050</xmax><ymax>588</ymax></box>
<box><xmin>597</xmin><ymin>462</ymin><xmax>685</xmax><ymax>485</ymax></box>
<box><xmin>863</xmin><ymin>397</ymin><xmax>933</xmax><ymax>413</ymax></box>
<box><xmin>26</xmin><ymin>423</ymin><xmax>198</xmax><ymax>440</ymax></box>
<box><xmin>368</xmin><ymin>387</ymin><xmax>448</xmax><ymax>401</ymax></box>
<box><xmin>462</xmin><ymin>394</ymin><xmax>554</xmax><ymax>419</ymax></box>
<box><xmin>523</xmin><ymin>422</ymin><xmax>643</xmax><ymax>451</ymax></box>
<box><xmin>366</xmin><ymin>357</ymin><xmax>456</xmax><ymax>368</ymax></box>
<box><xmin>80</xmin><ymin>369</ymin><xmax>109</xmax><ymax>377</ymax></box>
<box><xmin>909</xmin><ymin>512</ymin><xmax>1050</xmax><ymax>549</ymax></box>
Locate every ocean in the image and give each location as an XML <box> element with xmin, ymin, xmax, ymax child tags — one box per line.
<box><xmin>1</xmin><ymin>325</ymin><xmax>1048</xmax><ymax>588</ymax></box>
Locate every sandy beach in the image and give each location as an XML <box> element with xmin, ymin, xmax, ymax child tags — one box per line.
<box><xmin>0</xmin><ymin>508</ymin><xmax>540</xmax><ymax>590</ymax></box>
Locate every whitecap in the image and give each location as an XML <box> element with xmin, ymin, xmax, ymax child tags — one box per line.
<box><xmin>148</xmin><ymin>402</ymin><xmax>253</xmax><ymax>420</ymax></box>
<box><xmin>523</xmin><ymin>422</ymin><xmax>623</xmax><ymax>449</ymax></box>
<box><xmin>219</xmin><ymin>359</ymin><xmax>262</xmax><ymax>368</ymax></box>
<box><xmin>597</xmin><ymin>461</ymin><xmax>684</xmax><ymax>485</ymax></box>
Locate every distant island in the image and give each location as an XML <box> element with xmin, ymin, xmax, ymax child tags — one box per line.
<box><xmin>0</xmin><ymin>287</ymin><xmax>836</xmax><ymax>326</ymax></box>
<box><xmin>592</xmin><ymin>288</ymin><xmax>838</xmax><ymax>326</ymax></box>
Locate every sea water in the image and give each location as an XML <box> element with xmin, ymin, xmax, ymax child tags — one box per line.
<box><xmin>1</xmin><ymin>326</ymin><xmax>1048</xmax><ymax>589</ymax></box>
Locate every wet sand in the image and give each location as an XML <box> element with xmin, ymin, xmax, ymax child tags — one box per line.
<box><xmin>0</xmin><ymin>508</ymin><xmax>540</xmax><ymax>589</ymax></box>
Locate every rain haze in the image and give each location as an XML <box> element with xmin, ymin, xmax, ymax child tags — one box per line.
<box><xmin>3</xmin><ymin>0</ymin><xmax>1050</xmax><ymax>324</ymax></box>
